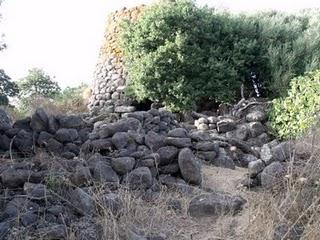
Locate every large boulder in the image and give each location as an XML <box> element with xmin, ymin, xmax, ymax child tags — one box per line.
<box><xmin>55</xmin><ymin>128</ymin><xmax>78</xmax><ymax>143</ymax></box>
<box><xmin>0</xmin><ymin>134</ymin><xmax>11</xmax><ymax>151</ymax></box>
<box><xmin>178</xmin><ymin>148</ymin><xmax>202</xmax><ymax>185</ymax></box>
<box><xmin>217</xmin><ymin>119</ymin><xmax>236</xmax><ymax>133</ymax></box>
<box><xmin>166</xmin><ymin>137</ymin><xmax>192</xmax><ymax>148</ymax></box>
<box><xmin>156</xmin><ymin>146</ymin><xmax>179</xmax><ymax>165</ymax></box>
<box><xmin>30</xmin><ymin>108</ymin><xmax>48</xmax><ymax>132</ymax></box>
<box><xmin>111</xmin><ymin>132</ymin><xmax>130</xmax><ymax>150</ymax></box>
<box><xmin>261</xmin><ymin>161</ymin><xmax>285</xmax><ymax>188</ymax></box>
<box><xmin>0</xmin><ymin>109</ymin><xmax>12</xmax><ymax>132</ymax></box>
<box><xmin>1</xmin><ymin>168</ymin><xmax>34</xmax><ymax>188</ymax></box>
<box><xmin>13</xmin><ymin>130</ymin><xmax>33</xmax><ymax>154</ymax></box>
<box><xmin>188</xmin><ymin>193</ymin><xmax>246</xmax><ymax>218</ymax></box>
<box><xmin>111</xmin><ymin>157</ymin><xmax>135</xmax><ymax>175</ymax></box>
<box><xmin>59</xmin><ymin>115</ymin><xmax>85</xmax><ymax>129</ymax></box>
<box><xmin>70</xmin><ymin>188</ymin><xmax>96</xmax><ymax>216</ymax></box>
<box><xmin>246</xmin><ymin>110</ymin><xmax>266</xmax><ymax>122</ymax></box>
<box><xmin>126</xmin><ymin>167</ymin><xmax>153</xmax><ymax>190</ymax></box>
<box><xmin>98</xmin><ymin>118</ymin><xmax>141</xmax><ymax>138</ymax></box>
<box><xmin>214</xmin><ymin>148</ymin><xmax>236</xmax><ymax>169</ymax></box>
<box><xmin>248</xmin><ymin>122</ymin><xmax>265</xmax><ymax>138</ymax></box>
<box><xmin>144</xmin><ymin>131</ymin><xmax>165</xmax><ymax>151</ymax></box>
<box><xmin>168</xmin><ymin>128</ymin><xmax>189</xmax><ymax>138</ymax></box>
<box><xmin>91</xmin><ymin>161</ymin><xmax>119</xmax><ymax>183</ymax></box>
<box><xmin>248</xmin><ymin>159</ymin><xmax>265</xmax><ymax>177</ymax></box>
<box><xmin>271</xmin><ymin>141</ymin><xmax>292</xmax><ymax>162</ymax></box>
<box><xmin>37</xmin><ymin>131</ymin><xmax>53</xmax><ymax>146</ymax></box>
<box><xmin>194</xmin><ymin>141</ymin><xmax>219</xmax><ymax>152</ymax></box>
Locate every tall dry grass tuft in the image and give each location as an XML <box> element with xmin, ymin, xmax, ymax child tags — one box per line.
<box><xmin>245</xmin><ymin>129</ymin><xmax>320</xmax><ymax>240</ymax></box>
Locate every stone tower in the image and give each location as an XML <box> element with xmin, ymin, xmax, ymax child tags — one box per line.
<box><xmin>88</xmin><ymin>6</ymin><xmax>145</xmax><ymax>114</ymax></box>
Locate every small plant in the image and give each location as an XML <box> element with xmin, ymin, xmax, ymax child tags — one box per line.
<box><xmin>269</xmin><ymin>70</ymin><xmax>320</xmax><ymax>139</ymax></box>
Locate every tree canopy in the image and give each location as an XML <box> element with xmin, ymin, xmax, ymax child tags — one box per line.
<box><xmin>18</xmin><ymin>68</ymin><xmax>61</xmax><ymax>99</ymax></box>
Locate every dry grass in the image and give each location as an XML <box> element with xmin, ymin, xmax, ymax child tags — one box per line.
<box><xmin>244</xmin><ymin>130</ymin><xmax>320</xmax><ymax>240</ymax></box>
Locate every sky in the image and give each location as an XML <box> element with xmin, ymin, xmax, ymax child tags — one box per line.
<box><xmin>1</xmin><ymin>0</ymin><xmax>320</xmax><ymax>88</ymax></box>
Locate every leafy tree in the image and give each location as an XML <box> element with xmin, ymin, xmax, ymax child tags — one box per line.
<box><xmin>120</xmin><ymin>0</ymin><xmax>243</xmax><ymax>111</ymax></box>
<box><xmin>120</xmin><ymin>1</ymin><xmax>320</xmax><ymax>111</ymax></box>
<box><xmin>18</xmin><ymin>68</ymin><xmax>61</xmax><ymax>99</ymax></box>
<box><xmin>0</xmin><ymin>0</ymin><xmax>19</xmax><ymax>106</ymax></box>
<box><xmin>0</xmin><ymin>70</ymin><xmax>19</xmax><ymax>105</ymax></box>
<box><xmin>269</xmin><ymin>70</ymin><xmax>320</xmax><ymax>139</ymax></box>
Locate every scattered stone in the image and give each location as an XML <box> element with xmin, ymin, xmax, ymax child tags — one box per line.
<box><xmin>194</xmin><ymin>141</ymin><xmax>219</xmax><ymax>152</ymax></box>
<box><xmin>261</xmin><ymin>144</ymin><xmax>273</xmax><ymax>165</ymax></box>
<box><xmin>92</xmin><ymin>161</ymin><xmax>119</xmax><ymax>183</ymax></box>
<box><xmin>13</xmin><ymin>130</ymin><xmax>33</xmax><ymax>154</ymax></box>
<box><xmin>248</xmin><ymin>122</ymin><xmax>265</xmax><ymax>138</ymax></box>
<box><xmin>111</xmin><ymin>157</ymin><xmax>135</xmax><ymax>175</ymax></box>
<box><xmin>271</xmin><ymin>141</ymin><xmax>292</xmax><ymax>162</ymax></box>
<box><xmin>248</xmin><ymin>159</ymin><xmax>265</xmax><ymax>177</ymax></box>
<box><xmin>214</xmin><ymin>148</ymin><xmax>236</xmax><ymax>169</ymax></box>
<box><xmin>24</xmin><ymin>182</ymin><xmax>48</xmax><ymax>199</ymax></box>
<box><xmin>71</xmin><ymin>166</ymin><xmax>92</xmax><ymax>186</ymax></box>
<box><xmin>246</xmin><ymin>111</ymin><xmax>266</xmax><ymax>122</ymax></box>
<box><xmin>0</xmin><ymin>134</ymin><xmax>10</xmax><ymax>151</ymax></box>
<box><xmin>1</xmin><ymin>168</ymin><xmax>33</xmax><ymax>188</ymax></box>
<box><xmin>55</xmin><ymin>128</ymin><xmax>78</xmax><ymax>143</ymax></box>
<box><xmin>126</xmin><ymin>167</ymin><xmax>153</xmax><ymax>190</ymax></box>
<box><xmin>260</xmin><ymin>161</ymin><xmax>285</xmax><ymax>188</ymax></box>
<box><xmin>59</xmin><ymin>115</ymin><xmax>85</xmax><ymax>129</ymax></box>
<box><xmin>273</xmin><ymin>223</ymin><xmax>304</xmax><ymax>240</ymax></box>
<box><xmin>188</xmin><ymin>193</ymin><xmax>246</xmax><ymax>218</ymax></box>
<box><xmin>145</xmin><ymin>131</ymin><xmax>165</xmax><ymax>151</ymax></box>
<box><xmin>178</xmin><ymin>148</ymin><xmax>202</xmax><ymax>185</ymax></box>
<box><xmin>239</xmin><ymin>154</ymin><xmax>258</xmax><ymax>167</ymax></box>
<box><xmin>168</xmin><ymin>128</ymin><xmax>189</xmax><ymax>138</ymax></box>
<box><xmin>0</xmin><ymin>222</ymin><xmax>11</xmax><ymax>239</ymax></box>
<box><xmin>37</xmin><ymin>225</ymin><xmax>67</xmax><ymax>240</ymax></box>
<box><xmin>156</xmin><ymin>146</ymin><xmax>179</xmax><ymax>165</ymax></box>
<box><xmin>217</xmin><ymin>119</ymin><xmax>236</xmax><ymax>133</ymax></box>
<box><xmin>166</xmin><ymin>137</ymin><xmax>192</xmax><ymax>148</ymax></box>
<box><xmin>30</xmin><ymin>108</ymin><xmax>48</xmax><ymax>132</ymax></box>
<box><xmin>102</xmin><ymin>193</ymin><xmax>123</xmax><ymax>215</ymax></box>
<box><xmin>71</xmin><ymin>188</ymin><xmax>96</xmax><ymax>216</ymax></box>
<box><xmin>0</xmin><ymin>110</ymin><xmax>12</xmax><ymax>132</ymax></box>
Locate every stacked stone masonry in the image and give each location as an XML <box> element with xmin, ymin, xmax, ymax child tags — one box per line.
<box><xmin>88</xmin><ymin>6</ymin><xmax>145</xmax><ymax>114</ymax></box>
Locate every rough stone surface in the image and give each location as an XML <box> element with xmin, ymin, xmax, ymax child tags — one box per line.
<box><xmin>111</xmin><ymin>157</ymin><xmax>135</xmax><ymax>175</ymax></box>
<box><xmin>188</xmin><ymin>193</ymin><xmax>246</xmax><ymax>218</ymax></box>
<box><xmin>126</xmin><ymin>167</ymin><xmax>153</xmax><ymax>190</ymax></box>
<box><xmin>178</xmin><ymin>148</ymin><xmax>202</xmax><ymax>185</ymax></box>
<box><xmin>261</xmin><ymin>161</ymin><xmax>285</xmax><ymax>188</ymax></box>
<box><xmin>71</xmin><ymin>188</ymin><xmax>96</xmax><ymax>215</ymax></box>
<box><xmin>248</xmin><ymin>159</ymin><xmax>265</xmax><ymax>177</ymax></box>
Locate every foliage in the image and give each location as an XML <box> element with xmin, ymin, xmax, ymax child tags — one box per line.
<box><xmin>0</xmin><ymin>68</ymin><xmax>19</xmax><ymax>106</ymax></box>
<box><xmin>269</xmin><ymin>70</ymin><xmax>320</xmax><ymax>139</ymax></box>
<box><xmin>121</xmin><ymin>0</ymin><xmax>243</xmax><ymax>111</ymax></box>
<box><xmin>0</xmin><ymin>1</ymin><xmax>18</xmax><ymax>106</ymax></box>
<box><xmin>54</xmin><ymin>83</ymin><xmax>90</xmax><ymax>114</ymax></box>
<box><xmin>14</xmin><ymin>84</ymin><xmax>90</xmax><ymax>117</ymax></box>
<box><xmin>120</xmin><ymin>1</ymin><xmax>320</xmax><ymax>111</ymax></box>
<box><xmin>18</xmin><ymin>68</ymin><xmax>61</xmax><ymax>100</ymax></box>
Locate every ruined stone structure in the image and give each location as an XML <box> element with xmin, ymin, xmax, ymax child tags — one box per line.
<box><xmin>88</xmin><ymin>6</ymin><xmax>145</xmax><ymax>114</ymax></box>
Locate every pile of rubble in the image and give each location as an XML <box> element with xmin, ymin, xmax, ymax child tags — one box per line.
<box><xmin>0</xmin><ymin>99</ymin><xmax>297</xmax><ymax>239</ymax></box>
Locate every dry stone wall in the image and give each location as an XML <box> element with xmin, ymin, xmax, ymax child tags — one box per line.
<box><xmin>88</xmin><ymin>6</ymin><xmax>145</xmax><ymax>114</ymax></box>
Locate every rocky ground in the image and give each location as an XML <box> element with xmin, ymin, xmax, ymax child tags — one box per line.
<box><xmin>0</xmin><ymin>99</ymin><xmax>297</xmax><ymax>239</ymax></box>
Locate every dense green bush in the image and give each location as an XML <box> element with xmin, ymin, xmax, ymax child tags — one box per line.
<box><xmin>121</xmin><ymin>1</ymin><xmax>249</xmax><ymax>111</ymax></box>
<box><xmin>120</xmin><ymin>0</ymin><xmax>320</xmax><ymax>111</ymax></box>
<box><xmin>269</xmin><ymin>70</ymin><xmax>320</xmax><ymax>139</ymax></box>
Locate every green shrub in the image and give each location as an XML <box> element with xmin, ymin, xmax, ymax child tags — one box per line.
<box><xmin>120</xmin><ymin>1</ymin><xmax>249</xmax><ymax>111</ymax></box>
<box><xmin>120</xmin><ymin>1</ymin><xmax>320</xmax><ymax>111</ymax></box>
<box><xmin>269</xmin><ymin>70</ymin><xmax>320</xmax><ymax>139</ymax></box>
